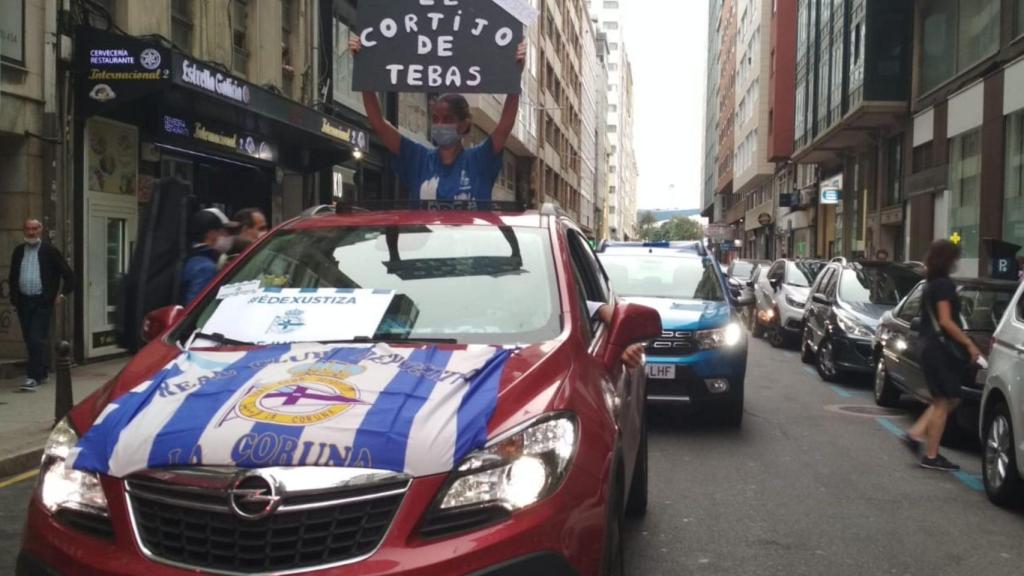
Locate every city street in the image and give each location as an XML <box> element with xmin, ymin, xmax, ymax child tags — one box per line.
<box><xmin>3</xmin><ymin>338</ymin><xmax>1023</xmax><ymax>575</ymax></box>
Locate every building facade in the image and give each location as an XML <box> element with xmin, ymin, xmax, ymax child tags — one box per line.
<box><xmin>594</xmin><ymin>30</ymin><xmax>611</xmax><ymax>240</ymax></box>
<box><xmin>904</xmin><ymin>0</ymin><xmax>1024</xmax><ymax>277</ymax></box>
<box><xmin>6</xmin><ymin>0</ymin><xmax>371</xmax><ymax>362</ymax></box>
<box><xmin>579</xmin><ymin>15</ymin><xmax>602</xmax><ymax>234</ymax></box>
<box><xmin>703</xmin><ymin>0</ymin><xmax>723</xmax><ymax>221</ymax></box>
<box><xmin>735</xmin><ymin>0</ymin><xmax>777</xmax><ymax>260</ymax></box>
<box><xmin>1</xmin><ymin>0</ymin><xmax>60</xmax><ymax>361</ymax></box>
<box><xmin>590</xmin><ymin>0</ymin><xmax>639</xmax><ymax>240</ymax></box>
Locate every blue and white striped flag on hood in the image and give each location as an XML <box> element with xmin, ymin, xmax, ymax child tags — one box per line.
<box><xmin>70</xmin><ymin>343</ymin><xmax>510</xmax><ymax>478</ymax></box>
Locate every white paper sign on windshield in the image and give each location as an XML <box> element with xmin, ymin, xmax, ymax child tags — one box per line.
<box><xmin>202</xmin><ymin>288</ymin><xmax>396</xmax><ymax>344</ymax></box>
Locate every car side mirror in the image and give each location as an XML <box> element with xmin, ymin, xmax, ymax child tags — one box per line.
<box><xmin>142</xmin><ymin>305</ymin><xmax>185</xmax><ymax>344</ymax></box>
<box><xmin>746</xmin><ymin>279</ymin><xmax>755</xmax><ymax>288</ymax></box>
<box><xmin>909</xmin><ymin>318</ymin><xmax>922</xmax><ymax>332</ymax></box>
<box><xmin>769</xmin><ymin>278</ymin><xmax>781</xmax><ymax>291</ymax></box>
<box><xmin>734</xmin><ymin>293</ymin><xmax>756</xmax><ymax>307</ymax></box>
<box><xmin>812</xmin><ymin>293</ymin><xmax>830</xmax><ymax>306</ymax></box>
<box><xmin>603</xmin><ymin>303</ymin><xmax>662</xmax><ymax>370</ymax></box>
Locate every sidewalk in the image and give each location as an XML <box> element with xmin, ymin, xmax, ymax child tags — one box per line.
<box><xmin>0</xmin><ymin>358</ymin><xmax>128</xmax><ymax>477</ymax></box>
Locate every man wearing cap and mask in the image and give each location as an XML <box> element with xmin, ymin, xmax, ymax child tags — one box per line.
<box><xmin>181</xmin><ymin>208</ymin><xmax>239</xmax><ymax>305</ymax></box>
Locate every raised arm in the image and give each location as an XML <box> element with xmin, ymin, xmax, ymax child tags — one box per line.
<box><xmin>491</xmin><ymin>41</ymin><xmax>528</xmax><ymax>155</ymax></box>
<box><xmin>350</xmin><ymin>36</ymin><xmax>402</xmax><ymax>156</ymax></box>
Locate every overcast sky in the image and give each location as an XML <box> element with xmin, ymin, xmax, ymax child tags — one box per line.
<box><xmin>622</xmin><ymin>1</ymin><xmax>710</xmax><ymax>211</ymax></box>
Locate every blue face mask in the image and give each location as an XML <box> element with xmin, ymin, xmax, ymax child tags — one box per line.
<box><xmin>431</xmin><ymin>124</ymin><xmax>462</xmax><ymax>148</ymax></box>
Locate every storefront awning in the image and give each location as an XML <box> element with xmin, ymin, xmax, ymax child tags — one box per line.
<box><xmin>77</xmin><ymin>26</ymin><xmax>366</xmax><ymax>172</ymax></box>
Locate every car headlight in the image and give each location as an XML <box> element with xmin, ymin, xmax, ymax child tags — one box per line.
<box><xmin>785</xmin><ymin>295</ymin><xmax>806</xmax><ymax>309</ymax></box>
<box><xmin>696</xmin><ymin>322</ymin><xmax>743</xmax><ymax>350</ymax></box>
<box><xmin>835</xmin><ymin>314</ymin><xmax>872</xmax><ymax>339</ymax></box>
<box><xmin>39</xmin><ymin>419</ymin><xmax>108</xmax><ymax>516</ymax></box>
<box><xmin>437</xmin><ymin>414</ymin><xmax>577</xmax><ymax>512</ymax></box>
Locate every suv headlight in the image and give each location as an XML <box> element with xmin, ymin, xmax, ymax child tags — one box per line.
<box><xmin>39</xmin><ymin>419</ymin><xmax>108</xmax><ymax>516</ymax></box>
<box><xmin>785</xmin><ymin>295</ymin><xmax>806</xmax><ymax>309</ymax></box>
<box><xmin>835</xmin><ymin>314</ymin><xmax>872</xmax><ymax>339</ymax></box>
<box><xmin>696</xmin><ymin>322</ymin><xmax>743</xmax><ymax>350</ymax></box>
<box><xmin>437</xmin><ymin>414</ymin><xmax>577</xmax><ymax>512</ymax></box>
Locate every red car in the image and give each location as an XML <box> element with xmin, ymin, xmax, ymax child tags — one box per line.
<box><xmin>18</xmin><ymin>205</ymin><xmax>660</xmax><ymax>576</ymax></box>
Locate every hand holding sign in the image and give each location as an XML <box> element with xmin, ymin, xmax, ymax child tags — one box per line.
<box><xmin>352</xmin><ymin>0</ymin><xmax>525</xmax><ymax>94</ymax></box>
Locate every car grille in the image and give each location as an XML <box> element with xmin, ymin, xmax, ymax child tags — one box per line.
<box><xmin>125</xmin><ymin>468</ymin><xmax>409</xmax><ymax>575</ymax></box>
<box><xmin>646</xmin><ymin>330</ymin><xmax>695</xmax><ymax>356</ymax></box>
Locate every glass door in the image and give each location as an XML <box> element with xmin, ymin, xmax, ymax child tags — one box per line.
<box><xmin>86</xmin><ymin>201</ymin><xmax>137</xmax><ymax>358</ymax></box>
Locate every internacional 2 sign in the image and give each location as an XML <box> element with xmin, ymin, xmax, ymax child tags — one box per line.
<box><xmin>353</xmin><ymin>0</ymin><xmax>524</xmax><ymax>94</ymax></box>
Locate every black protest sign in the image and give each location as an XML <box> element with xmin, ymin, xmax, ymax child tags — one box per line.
<box><xmin>353</xmin><ymin>0</ymin><xmax>523</xmax><ymax>94</ymax></box>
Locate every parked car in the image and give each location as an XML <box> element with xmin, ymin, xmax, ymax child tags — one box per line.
<box><xmin>752</xmin><ymin>259</ymin><xmax>826</xmax><ymax>347</ymax></box>
<box><xmin>874</xmin><ymin>278</ymin><xmax>1018</xmax><ymax>436</ymax></box>
<box><xmin>979</xmin><ymin>279</ymin><xmax>1024</xmax><ymax>507</ymax></box>
<box><xmin>802</xmin><ymin>261</ymin><xmax>923</xmax><ymax>381</ymax></box>
<box><xmin>726</xmin><ymin>259</ymin><xmax>769</xmax><ymax>302</ymax></box>
<box><xmin>598</xmin><ymin>243</ymin><xmax>752</xmax><ymax>427</ymax></box>
<box><xmin>18</xmin><ymin>204</ymin><xmax>662</xmax><ymax>576</ymax></box>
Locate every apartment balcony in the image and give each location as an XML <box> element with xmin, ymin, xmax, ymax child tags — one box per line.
<box><xmin>793</xmin><ymin>101</ymin><xmax>908</xmax><ymax>164</ymax></box>
<box><xmin>745</xmin><ymin>197</ymin><xmax>776</xmax><ymax>233</ymax></box>
<box><xmin>466</xmin><ymin>94</ymin><xmax>536</xmax><ymax>158</ymax></box>
<box><xmin>792</xmin><ymin>0</ymin><xmax>912</xmax><ymax>164</ymax></box>
<box><xmin>906</xmin><ymin>164</ymin><xmax>948</xmax><ymax>198</ymax></box>
<box><xmin>724</xmin><ymin>196</ymin><xmax>747</xmax><ymax>225</ymax></box>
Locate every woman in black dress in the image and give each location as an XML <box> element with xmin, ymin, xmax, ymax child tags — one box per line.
<box><xmin>905</xmin><ymin>240</ymin><xmax>981</xmax><ymax>471</ymax></box>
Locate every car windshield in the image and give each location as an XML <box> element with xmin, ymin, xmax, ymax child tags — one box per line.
<box><xmin>838</xmin><ymin>267</ymin><xmax>922</xmax><ymax>306</ymax></box>
<box><xmin>730</xmin><ymin>261</ymin><xmax>755</xmax><ymax>279</ymax></box>
<box><xmin>599</xmin><ymin>254</ymin><xmax>724</xmax><ymax>301</ymax></box>
<box><xmin>785</xmin><ymin>261</ymin><xmax>824</xmax><ymax>287</ymax></box>
<box><xmin>958</xmin><ymin>286</ymin><xmax>1016</xmax><ymax>331</ymax></box>
<box><xmin>184</xmin><ymin>225</ymin><xmax>560</xmax><ymax>345</ymax></box>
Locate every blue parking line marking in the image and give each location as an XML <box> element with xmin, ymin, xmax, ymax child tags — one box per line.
<box><xmin>830</xmin><ymin>386</ymin><xmax>853</xmax><ymax>398</ymax></box>
<box><xmin>802</xmin><ymin>366</ymin><xmax>817</xmax><ymax>377</ymax></box>
<box><xmin>876</xmin><ymin>418</ymin><xmax>984</xmax><ymax>491</ymax></box>
<box><xmin>875</xmin><ymin>417</ymin><xmax>905</xmax><ymax>438</ymax></box>
<box><xmin>952</xmin><ymin>471</ymin><xmax>984</xmax><ymax>492</ymax></box>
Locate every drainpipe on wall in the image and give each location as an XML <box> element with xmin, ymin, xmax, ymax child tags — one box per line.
<box><xmin>42</xmin><ymin>0</ymin><xmax>71</xmax><ymax>345</ymax></box>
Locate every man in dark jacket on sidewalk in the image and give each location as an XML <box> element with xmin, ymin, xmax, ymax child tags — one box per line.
<box><xmin>7</xmin><ymin>219</ymin><xmax>75</xmax><ymax>392</ymax></box>
<box><xmin>181</xmin><ymin>208</ymin><xmax>238</xmax><ymax>305</ymax></box>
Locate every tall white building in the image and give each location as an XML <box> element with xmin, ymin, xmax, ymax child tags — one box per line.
<box><xmin>589</xmin><ymin>0</ymin><xmax>638</xmax><ymax>240</ymax></box>
<box><xmin>580</xmin><ymin>17</ymin><xmax>601</xmax><ymax>233</ymax></box>
<box><xmin>733</xmin><ymin>0</ymin><xmax>774</xmax><ymax>259</ymax></box>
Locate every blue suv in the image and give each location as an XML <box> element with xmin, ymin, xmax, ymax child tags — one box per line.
<box><xmin>597</xmin><ymin>242</ymin><xmax>751</xmax><ymax>426</ymax></box>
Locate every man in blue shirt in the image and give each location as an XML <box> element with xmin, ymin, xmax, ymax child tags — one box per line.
<box><xmin>7</xmin><ymin>219</ymin><xmax>75</xmax><ymax>392</ymax></box>
<box><xmin>349</xmin><ymin>37</ymin><xmax>526</xmax><ymax>202</ymax></box>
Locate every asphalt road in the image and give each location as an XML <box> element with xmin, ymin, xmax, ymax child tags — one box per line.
<box><xmin>1</xmin><ymin>337</ymin><xmax>1022</xmax><ymax>575</ymax></box>
<box><xmin>625</xmin><ymin>337</ymin><xmax>1024</xmax><ymax>575</ymax></box>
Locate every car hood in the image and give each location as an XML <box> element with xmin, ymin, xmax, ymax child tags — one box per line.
<box><xmin>621</xmin><ymin>296</ymin><xmax>732</xmax><ymax>331</ymax></box>
<box><xmin>838</xmin><ymin>301</ymin><xmax>893</xmax><ymax>328</ymax></box>
<box><xmin>68</xmin><ymin>338</ymin><xmax>575</xmax><ymax>477</ymax></box>
<box><xmin>784</xmin><ymin>286</ymin><xmax>811</xmax><ymax>303</ymax></box>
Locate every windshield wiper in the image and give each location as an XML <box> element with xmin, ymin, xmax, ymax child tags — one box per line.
<box><xmin>188</xmin><ymin>331</ymin><xmax>257</xmax><ymax>348</ymax></box>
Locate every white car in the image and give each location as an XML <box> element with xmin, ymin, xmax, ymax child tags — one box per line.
<box><xmin>980</xmin><ymin>279</ymin><xmax>1024</xmax><ymax>507</ymax></box>
<box><xmin>752</xmin><ymin>259</ymin><xmax>826</xmax><ymax>348</ymax></box>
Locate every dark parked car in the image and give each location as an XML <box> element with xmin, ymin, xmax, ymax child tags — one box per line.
<box><xmin>802</xmin><ymin>261</ymin><xmax>923</xmax><ymax>381</ymax></box>
<box><xmin>753</xmin><ymin>259</ymin><xmax>826</xmax><ymax>347</ymax></box>
<box><xmin>874</xmin><ymin>278</ymin><xmax>1018</xmax><ymax>434</ymax></box>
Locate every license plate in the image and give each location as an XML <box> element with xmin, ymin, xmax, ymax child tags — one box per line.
<box><xmin>646</xmin><ymin>364</ymin><xmax>676</xmax><ymax>379</ymax></box>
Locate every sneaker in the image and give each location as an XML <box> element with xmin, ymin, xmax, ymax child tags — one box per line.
<box><xmin>19</xmin><ymin>379</ymin><xmax>39</xmax><ymax>393</ymax></box>
<box><xmin>902</xmin><ymin>434</ymin><xmax>923</xmax><ymax>457</ymax></box>
<box><xmin>920</xmin><ymin>454</ymin><xmax>960</xmax><ymax>471</ymax></box>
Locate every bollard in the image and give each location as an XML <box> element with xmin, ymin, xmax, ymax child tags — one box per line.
<box><xmin>54</xmin><ymin>341</ymin><xmax>73</xmax><ymax>424</ymax></box>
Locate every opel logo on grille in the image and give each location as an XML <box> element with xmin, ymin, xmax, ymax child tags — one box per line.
<box><xmin>228</xmin><ymin>472</ymin><xmax>282</xmax><ymax>520</ymax></box>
